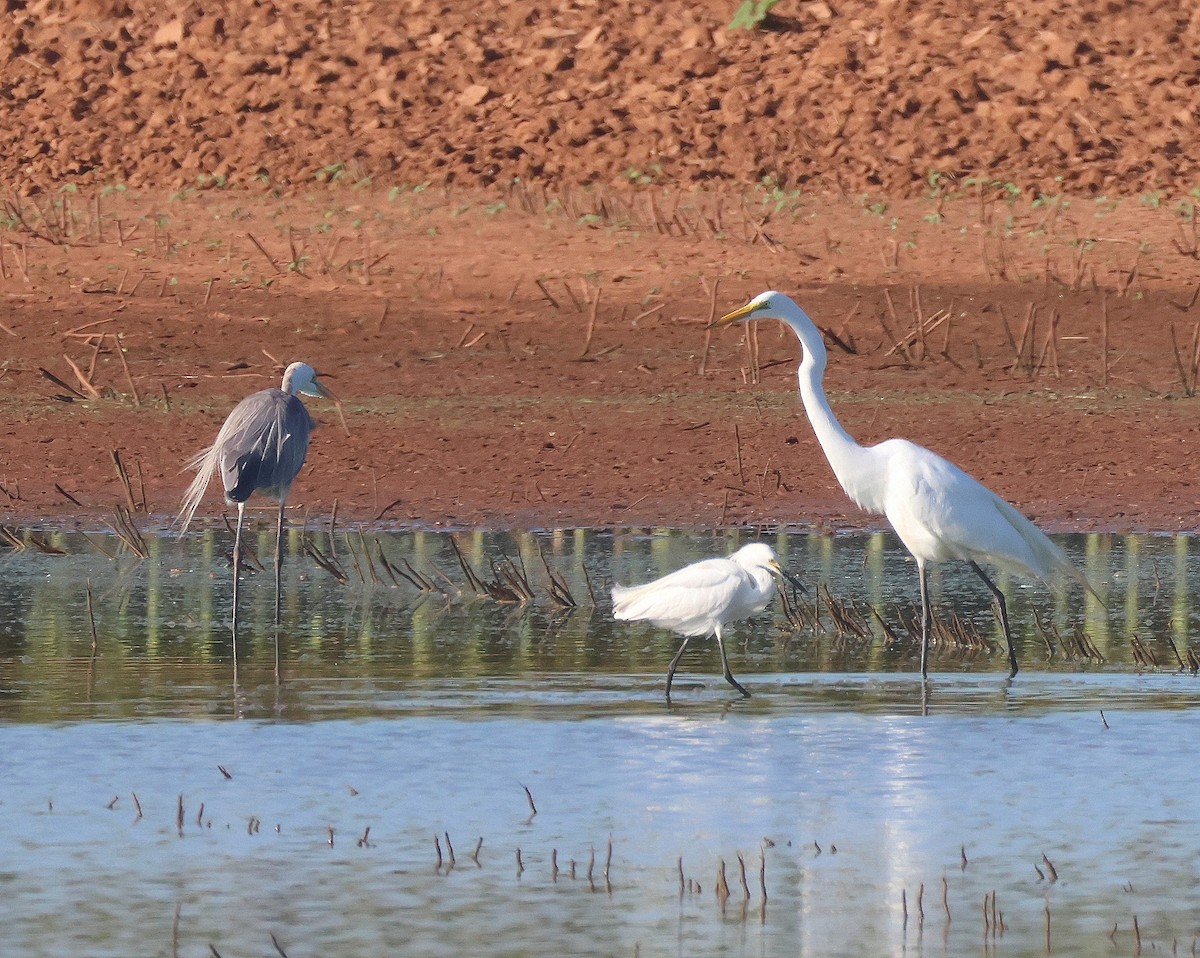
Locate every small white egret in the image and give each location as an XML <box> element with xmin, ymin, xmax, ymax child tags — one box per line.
<box><xmin>612</xmin><ymin>542</ymin><xmax>795</xmax><ymax>699</ymax></box>
<box><xmin>714</xmin><ymin>291</ymin><xmax>1098</xmax><ymax>678</ymax></box>
<box><xmin>177</xmin><ymin>361</ymin><xmax>337</xmax><ymax>670</ymax></box>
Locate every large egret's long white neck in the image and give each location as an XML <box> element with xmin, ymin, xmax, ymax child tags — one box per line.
<box><xmin>774</xmin><ymin>301</ymin><xmax>879</xmax><ymax>507</ymax></box>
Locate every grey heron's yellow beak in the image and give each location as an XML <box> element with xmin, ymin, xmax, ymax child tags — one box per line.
<box><xmin>301</xmin><ymin>375</ymin><xmax>338</xmax><ymax>402</ymax></box>
<box><xmin>707</xmin><ymin>299</ymin><xmax>760</xmax><ymax>329</ymax></box>
<box><xmin>309</xmin><ymin>376</ymin><xmax>352</xmax><ymax>436</ymax></box>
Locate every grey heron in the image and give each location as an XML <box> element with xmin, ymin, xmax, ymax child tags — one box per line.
<box><xmin>177</xmin><ymin>361</ymin><xmax>337</xmax><ymax>671</ymax></box>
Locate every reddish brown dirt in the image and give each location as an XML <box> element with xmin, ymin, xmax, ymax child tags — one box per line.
<box><xmin>2</xmin><ymin>2</ymin><xmax>1200</xmax><ymax>533</ymax></box>
<box><xmin>5</xmin><ymin>1</ymin><xmax>1200</xmax><ymax>196</ymax></box>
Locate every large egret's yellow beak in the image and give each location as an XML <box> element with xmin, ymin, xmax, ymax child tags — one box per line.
<box><xmin>708</xmin><ymin>299</ymin><xmax>760</xmax><ymax>329</ymax></box>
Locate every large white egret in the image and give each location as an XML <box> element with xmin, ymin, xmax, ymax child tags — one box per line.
<box><xmin>177</xmin><ymin>362</ymin><xmax>337</xmax><ymax>671</ymax></box>
<box><xmin>713</xmin><ymin>291</ymin><xmax>1097</xmax><ymax>678</ymax></box>
<box><xmin>612</xmin><ymin>542</ymin><xmax>795</xmax><ymax>699</ymax></box>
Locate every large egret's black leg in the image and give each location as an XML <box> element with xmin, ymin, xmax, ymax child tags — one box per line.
<box><xmin>918</xmin><ymin>561</ymin><xmax>931</xmax><ymax>679</ymax></box>
<box><xmin>665</xmin><ymin>636</ymin><xmax>693</xmax><ymax>702</ymax></box>
<box><xmin>714</xmin><ymin>626</ymin><xmax>751</xmax><ymax>698</ymax></box>
<box><xmin>232</xmin><ymin>501</ymin><xmax>245</xmax><ymax>666</ymax></box>
<box><xmin>969</xmin><ymin>560</ymin><xmax>1017</xmax><ymax>677</ymax></box>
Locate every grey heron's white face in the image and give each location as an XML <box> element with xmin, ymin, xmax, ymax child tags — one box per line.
<box><xmin>283</xmin><ymin>362</ymin><xmax>335</xmax><ymax>399</ymax></box>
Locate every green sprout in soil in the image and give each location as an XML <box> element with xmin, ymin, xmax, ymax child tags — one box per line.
<box><xmin>728</xmin><ymin>0</ymin><xmax>781</xmax><ymax>30</ymax></box>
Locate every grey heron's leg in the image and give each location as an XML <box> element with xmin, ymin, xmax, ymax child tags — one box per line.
<box><xmin>665</xmin><ymin>635</ymin><xmax>694</xmax><ymax>702</ymax></box>
<box><xmin>969</xmin><ymin>560</ymin><xmax>1017</xmax><ymax>677</ymax></box>
<box><xmin>232</xmin><ymin>501</ymin><xmax>245</xmax><ymax>663</ymax></box>
<box><xmin>918</xmin><ymin>561</ymin><xmax>931</xmax><ymax>680</ymax></box>
<box><xmin>274</xmin><ymin>496</ymin><xmax>285</xmax><ymax>681</ymax></box>
<box><xmin>713</xmin><ymin>626</ymin><xmax>751</xmax><ymax>698</ymax></box>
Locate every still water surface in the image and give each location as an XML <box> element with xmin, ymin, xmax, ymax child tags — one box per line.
<box><xmin>3</xmin><ymin>527</ymin><xmax>1200</xmax><ymax>956</ymax></box>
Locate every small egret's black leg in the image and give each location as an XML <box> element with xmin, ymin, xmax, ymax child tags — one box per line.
<box><xmin>665</xmin><ymin>636</ymin><xmax>693</xmax><ymax>702</ymax></box>
<box><xmin>714</xmin><ymin>626</ymin><xmax>751</xmax><ymax>698</ymax></box>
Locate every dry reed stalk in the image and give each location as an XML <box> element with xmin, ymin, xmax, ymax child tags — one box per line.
<box><xmin>1168</xmin><ymin>321</ymin><xmax>1200</xmax><ymax>396</ymax></box>
<box><xmin>10</xmin><ymin>242</ymin><xmax>29</xmax><ymax>283</ymax></box>
<box><xmin>633</xmin><ymin>302</ymin><xmax>665</xmax><ymax>324</ymax></box>
<box><xmin>577</xmin><ymin>284</ymin><xmax>601</xmax><ymax>359</ymax></box>
<box><xmin>39</xmin><ymin>366</ymin><xmax>85</xmax><ymax>399</ymax></box>
<box><xmin>1007</xmin><ymin>303</ymin><xmax>1034</xmax><ymax>375</ymax></box>
<box><xmin>716</xmin><ymin>858</ymin><xmax>730</xmax><ymax>905</ymax></box>
<box><xmin>62</xmin><ymin>353</ymin><xmax>102</xmax><ymax>399</ymax></box>
<box><xmin>1032</xmin><ymin>309</ymin><xmax>1061</xmax><ymax>379</ymax></box>
<box><xmin>1117</xmin><ymin>251</ymin><xmax>1140</xmax><ymax>297</ymax></box>
<box><xmin>880</xmin><ymin>289</ymin><xmax>913</xmax><ymax>363</ymax></box>
<box><xmin>698</xmin><ymin>277</ymin><xmax>719</xmax><ymax>376</ymax></box>
<box><xmin>911</xmin><ymin>286</ymin><xmax>925</xmax><ymax>359</ymax></box>
<box><xmin>534</xmin><ymin>278</ymin><xmax>559</xmax><ymax>309</ymax></box>
<box><xmin>110</xmin><ymin>333</ymin><xmax>141</xmax><ymax>406</ymax></box>
<box><xmin>734</xmin><ymin>424</ymin><xmax>745</xmax><ymax>484</ymax></box>
<box><xmin>745</xmin><ymin>320</ymin><xmax>760</xmax><ymax>383</ymax></box>
<box><xmin>86</xmin><ymin>578</ymin><xmax>99</xmax><ymax>663</ymax></box>
<box><xmin>561</xmin><ymin>279</ymin><xmax>582</xmax><ymax>312</ymax></box>
<box><xmin>1170</xmin><ymin>285</ymin><xmax>1200</xmax><ymax>311</ymax></box>
<box><xmin>86</xmin><ymin>334</ymin><xmax>103</xmax><ymax>381</ymax></box>
<box><xmin>246</xmin><ymin>232</ymin><xmax>281</xmax><ymax>272</ymax></box>
<box><xmin>885</xmin><ymin>309</ymin><xmax>949</xmax><ymax>358</ymax></box>
<box><xmin>111</xmin><ymin>450</ymin><xmax>138</xmax><ymax>512</ymax></box>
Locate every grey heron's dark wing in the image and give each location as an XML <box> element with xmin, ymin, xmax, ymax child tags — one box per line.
<box><xmin>218</xmin><ymin>389</ymin><xmax>315</xmax><ymax>502</ymax></box>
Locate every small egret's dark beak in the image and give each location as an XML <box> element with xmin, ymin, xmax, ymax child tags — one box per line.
<box><xmin>707</xmin><ymin>299</ymin><xmax>759</xmax><ymax>330</ymax></box>
<box><xmin>779</xmin><ymin>567</ymin><xmax>806</xmax><ymax>592</ymax></box>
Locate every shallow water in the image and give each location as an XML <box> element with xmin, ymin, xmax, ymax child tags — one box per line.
<box><xmin>3</xmin><ymin>527</ymin><xmax>1200</xmax><ymax>956</ymax></box>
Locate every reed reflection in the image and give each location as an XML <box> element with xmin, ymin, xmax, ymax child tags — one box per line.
<box><xmin>0</xmin><ymin>527</ymin><xmax>1198</xmax><ymax>720</ymax></box>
